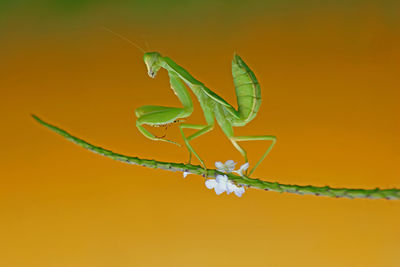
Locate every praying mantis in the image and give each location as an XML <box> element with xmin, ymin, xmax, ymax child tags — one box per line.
<box><xmin>30</xmin><ymin>31</ymin><xmax>400</xmax><ymax>199</ymax></box>
<box><xmin>135</xmin><ymin>52</ymin><xmax>276</xmax><ymax>177</ymax></box>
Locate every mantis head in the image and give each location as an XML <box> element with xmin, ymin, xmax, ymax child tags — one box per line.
<box><xmin>143</xmin><ymin>52</ymin><xmax>162</xmax><ymax>78</ymax></box>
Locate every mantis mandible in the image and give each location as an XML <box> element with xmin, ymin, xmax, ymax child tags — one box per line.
<box><xmin>135</xmin><ymin>52</ymin><xmax>276</xmax><ymax>176</ymax></box>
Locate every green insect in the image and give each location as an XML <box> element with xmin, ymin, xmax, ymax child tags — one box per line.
<box><xmin>135</xmin><ymin>52</ymin><xmax>276</xmax><ymax>177</ymax></box>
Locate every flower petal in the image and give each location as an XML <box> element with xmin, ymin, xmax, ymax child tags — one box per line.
<box><xmin>216</xmin><ymin>174</ymin><xmax>228</xmax><ymax>183</ymax></box>
<box><xmin>214</xmin><ymin>182</ymin><xmax>227</xmax><ymax>195</ymax></box>
<box><xmin>239</xmin><ymin>162</ymin><xmax>249</xmax><ymax>172</ymax></box>
<box><xmin>226</xmin><ymin>181</ymin><xmax>237</xmax><ymax>194</ymax></box>
<box><xmin>215</xmin><ymin>161</ymin><xmax>224</xmax><ymax>170</ymax></box>
<box><xmin>224</xmin><ymin>160</ymin><xmax>236</xmax><ymax>172</ymax></box>
<box><xmin>205</xmin><ymin>179</ymin><xmax>217</xmax><ymax>189</ymax></box>
<box><xmin>234</xmin><ymin>186</ymin><xmax>245</xmax><ymax>197</ymax></box>
<box><xmin>232</xmin><ymin>162</ymin><xmax>250</xmax><ymax>176</ymax></box>
<box><xmin>225</xmin><ymin>160</ymin><xmax>235</xmax><ymax>165</ymax></box>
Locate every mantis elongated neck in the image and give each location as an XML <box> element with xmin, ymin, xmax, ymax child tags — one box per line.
<box><xmin>161</xmin><ymin>57</ymin><xmax>205</xmax><ymax>98</ymax></box>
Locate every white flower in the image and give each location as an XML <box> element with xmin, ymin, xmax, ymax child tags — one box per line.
<box><xmin>215</xmin><ymin>160</ymin><xmax>236</xmax><ymax>173</ymax></box>
<box><xmin>205</xmin><ymin>174</ymin><xmax>246</xmax><ymax>197</ymax></box>
<box><xmin>233</xmin><ymin>186</ymin><xmax>245</xmax><ymax>197</ymax></box>
<box><xmin>205</xmin><ymin>175</ymin><xmax>226</xmax><ymax>195</ymax></box>
<box><xmin>215</xmin><ymin>160</ymin><xmax>249</xmax><ymax>177</ymax></box>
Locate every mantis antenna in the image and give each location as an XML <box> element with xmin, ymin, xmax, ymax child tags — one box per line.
<box><xmin>143</xmin><ymin>36</ymin><xmax>151</xmax><ymax>51</ymax></box>
<box><xmin>102</xmin><ymin>27</ymin><xmax>146</xmax><ymax>54</ymax></box>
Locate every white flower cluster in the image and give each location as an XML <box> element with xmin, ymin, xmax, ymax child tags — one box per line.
<box><xmin>215</xmin><ymin>160</ymin><xmax>249</xmax><ymax>176</ymax></box>
<box><xmin>205</xmin><ymin>160</ymin><xmax>248</xmax><ymax>197</ymax></box>
<box><xmin>181</xmin><ymin>160</ymin><xmax>248</xmax><ymax>197</ymax></box>
<box><xmin>205</xmin><ymin>174</ymin><xmax>245</xmax><ymax>197</ymax></box>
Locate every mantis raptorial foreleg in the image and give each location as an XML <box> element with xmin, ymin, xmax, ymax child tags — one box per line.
<box><xmin>135</xmin><ymin>106</ymin><xmax>183</xmax><ymax>145</ymax></box>
<box><xmin>135</xmin><ymin>73</ymin><xmax>193</xmax><ymax>146</ymax></box>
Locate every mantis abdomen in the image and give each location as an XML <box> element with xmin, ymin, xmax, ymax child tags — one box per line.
<box><xmin>232</xmin><ymin>54</ymin><xmax>262</xmax><ymax>126</ymax></box>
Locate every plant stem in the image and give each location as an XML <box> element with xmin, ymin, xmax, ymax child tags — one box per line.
<box><xmin>32</xmin><ymin>115</ymin><xmax>400</xmax><ymax>200</ymax></box>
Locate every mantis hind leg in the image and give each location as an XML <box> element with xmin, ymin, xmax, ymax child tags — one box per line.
<box><xmin>230</xmin><ymin>135</ymin><xmax>277</xmax><ymax>176</ymax></box>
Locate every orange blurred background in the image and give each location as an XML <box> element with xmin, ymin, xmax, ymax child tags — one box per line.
<box><xmin>1</xmin><ymin>1</ymin><xmax>400</xmax><ymax>266</ymax></box>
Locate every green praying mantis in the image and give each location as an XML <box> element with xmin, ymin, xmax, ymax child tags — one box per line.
<box><xmin>135</xmin><ymin>51</ymin><xmax>276</xmax><ymax>176</ymax></box>
<box><xmin>31</xmin><ymin>31</ymin><xmax>400</xmax><ymax>199</ymax></box>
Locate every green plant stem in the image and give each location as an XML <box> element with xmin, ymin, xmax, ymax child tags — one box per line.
<box><xmin>32</xmin><ymin>115</ymin><xmax>400</xmax><ymax>200</ymax></box>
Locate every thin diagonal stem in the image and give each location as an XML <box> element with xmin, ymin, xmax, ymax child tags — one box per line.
<box><xmin>32</xmin><ymin>115</ymin><xmax>400</xmax><ymax>200</ymax></box>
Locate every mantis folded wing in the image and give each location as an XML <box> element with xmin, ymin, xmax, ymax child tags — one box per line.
<box><xmin>136</xmin><ymin>52</ymin><xmax>276</xmax><ymax>176</ymax></box>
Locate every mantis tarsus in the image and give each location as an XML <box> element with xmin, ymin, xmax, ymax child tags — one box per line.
<box><xmin>136</xmin><ymin>52</ymin><xmax>276</xmax><ymax>176</ymax></box>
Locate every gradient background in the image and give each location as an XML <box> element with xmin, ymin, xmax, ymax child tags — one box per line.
<box><xmin>1</xmin><ymin>1</ymin><xmax>400</xmax><ymax>266</ymax></box>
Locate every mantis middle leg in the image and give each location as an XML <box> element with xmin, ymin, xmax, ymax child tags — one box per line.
<box><xmin>179</xmin><ymin>121</ymin><xmax>214</xmax><ymax>168</ymax></box>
